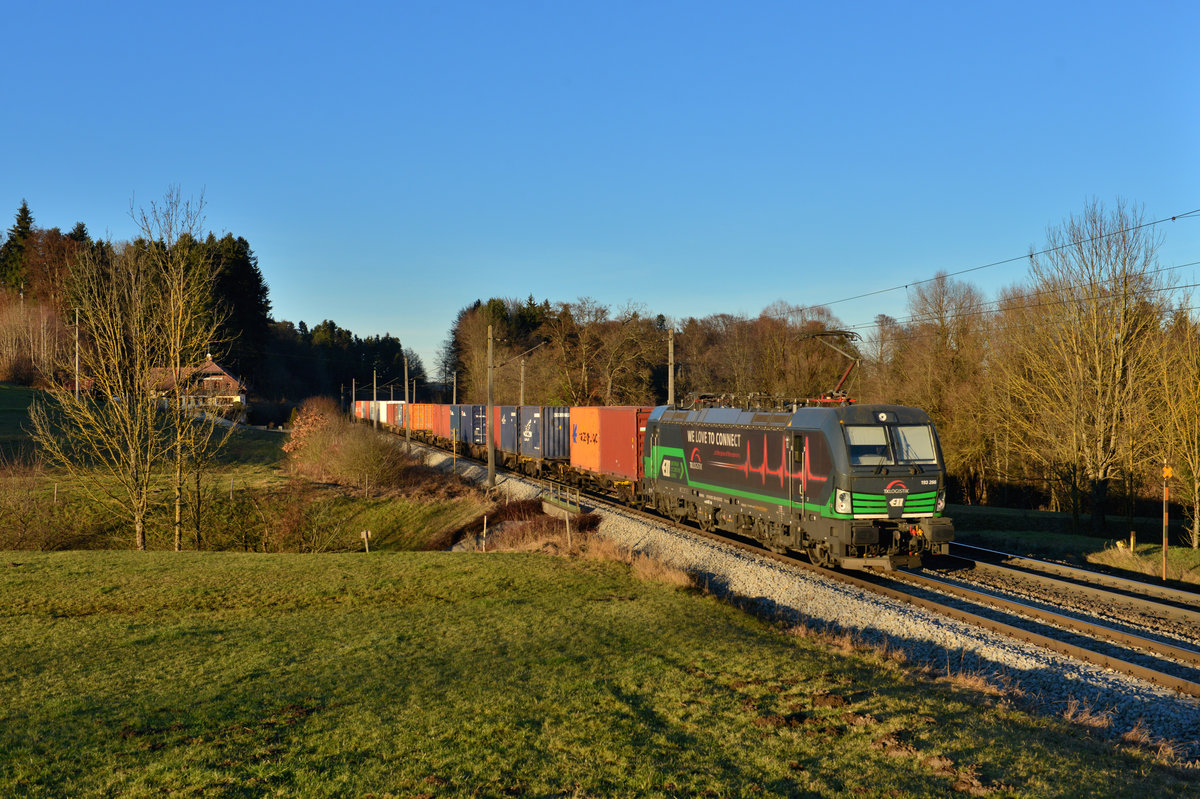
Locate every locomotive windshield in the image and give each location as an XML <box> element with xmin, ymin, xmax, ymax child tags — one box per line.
<box><xmin>845</xmin><ymin>424</ymin><xmax>939</xmax><ymax>467</ymax></box>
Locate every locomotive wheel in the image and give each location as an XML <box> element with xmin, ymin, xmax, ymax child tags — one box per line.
<box><xmin>697</xmin><ymin>507</ymin><xmax>716</xmax><ymax>532</ymax></box>
<box><xmin>807</xmin><ymin>542</ymin><xmax>833</xmax><ymax>568</ymax></box>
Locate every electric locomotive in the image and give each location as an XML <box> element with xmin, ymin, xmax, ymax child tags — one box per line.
<box><xmin>643</xmin><ymin>403</ymin><xmax>953</xmax><ymax>569</ymax></box>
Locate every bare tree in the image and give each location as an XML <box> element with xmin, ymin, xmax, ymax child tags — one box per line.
<box><xmin>30</xmin><ymin>241</ymin><xmax>171</xmax><ymax>549</ymax></box>
<box><xmin>131</xmin><ymin>190</ymin><xmax>231</xmax><ymax>551</ymax></box>
<box><xmin>30</xmin><ymin>189</ymin><xmax>229</xmax><ymax>550</ymax></box>
<box><xmin>996</xmin><ymin>199</ymin><xmax>1167</xmax><ymax>534</ymax></box>
<box><xmin>1154</xmin><ymin>312</ymin><xmax>1200</xmax><ymax>547</ymax></box>
<box><xmin>595</xmin><ymin>303</ymin><xmax>655</xmax><ymax>405</ymax></box>
<box><xmin>542</xmin><ymin>298</ymin><xmax>608</xmax><ymax>404</ymax></box>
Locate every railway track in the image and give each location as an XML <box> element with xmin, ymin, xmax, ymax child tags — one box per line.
<box><xmin>946</xmin><ymin>541</ymin><xmax>1200</xmax><ymax>624</ymax></box>
<box><xmin>416</xmin><ymin>433</ymin><xmax>1200</xmax><ymax>699</ymax></box>
<box><xmin>881</xmin><ymin>568</ymin><xmax>1200</xmax><ymax>696</ymax></box>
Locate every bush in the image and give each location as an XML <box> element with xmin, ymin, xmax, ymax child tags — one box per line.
<box><xmin>284</xmin><ymin>397</ymin><xmax>411</xmax><ymax>491</ymax></box>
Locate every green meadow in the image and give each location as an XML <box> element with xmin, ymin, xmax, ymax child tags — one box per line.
<box><xmin>1</xmin><ymin>551</ymin><xmax>1194</xmax><ymax>798</ymax></box>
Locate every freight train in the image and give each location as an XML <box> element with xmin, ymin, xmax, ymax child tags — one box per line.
<box><xmin>353</xmin><ymin>400</ymin><xmax>954</xmax><ymax>569</ymax></box>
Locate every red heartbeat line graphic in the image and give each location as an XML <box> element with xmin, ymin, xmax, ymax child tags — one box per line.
<box><xmin>709</xmin><ymin>435</ymin><xmax>828</xmax><ymax>488</ymax></box>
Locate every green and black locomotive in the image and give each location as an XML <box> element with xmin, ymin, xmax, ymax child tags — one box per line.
<box><xmin>642</xmin><ymin>403</ymin><xmax>953</xmax><ymax>568</ymax></box>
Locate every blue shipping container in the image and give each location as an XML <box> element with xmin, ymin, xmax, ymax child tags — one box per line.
<box><xmin>465</xmin><ymin>405</ymin><xmax>488</xmax><ymax>446</ymax></box>
<box><xmin>543</xmin><ymin>406</ymin><xmax>572</xmax><ymax>460</ymax></box>
<box><xmin>498</xmin><ymin>406</ymin><xmax>520</xmax><ymax>455</ymax></box>
<box><xmin>518</xmin><ymin>406</ymin><xmax>542</xmax><ymax>458</ymax></box>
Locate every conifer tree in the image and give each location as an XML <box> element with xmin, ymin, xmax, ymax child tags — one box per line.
<box><xmin>0</xmin><ymin>200</ymin><xmax>34</xmax><ymax>289</ymax></box>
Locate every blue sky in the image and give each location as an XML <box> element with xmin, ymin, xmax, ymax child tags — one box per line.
<box><xmin>4</xmin><ymin>1</ymin><xmax>1198</xmax><ymax>373</ymax></box>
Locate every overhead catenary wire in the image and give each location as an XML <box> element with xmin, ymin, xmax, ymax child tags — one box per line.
<box><xmin>806</xmin><ymin>206</ymin><xmax>1200</xmax><ymax>313</ymax></box>
<box><xmin>843</xmin><ymin>258</ymin><xmax>1200</xmax><ymax>337</ymax></box>
<box><xmin>854</xmin><ymin>278</ymin><xmax>1200</xmax><ymax>350</ymax></box>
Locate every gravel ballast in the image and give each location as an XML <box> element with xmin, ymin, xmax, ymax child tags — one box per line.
<box><xmin>419</xmin><ymin>446</ymin><xmax>1200</xmax><ymax>763</ymax></box>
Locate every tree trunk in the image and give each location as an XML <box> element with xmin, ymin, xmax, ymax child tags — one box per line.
<box><xmin>174</xmin><ymin>438</ymin><xmax>183</xmax><ymax>552</ymax></box>
<box><xmin>1090</xmin><ymin>477</ymin><xmax>1108</xmax><ymax>538</ymax></box>
<box><xmin>194</xmin><ymin>469</ymin><xmax>202</xmax><ymax>551</ymax></box>
<box><xmin>1192</xmin><ymin>481</ymin><xmax>1200</xmax><ymax>549</ymax></box>
<box><xmin>135</xmin><ymin>516</ymin><xmax>146</xmax><ymax>551</ymax></box>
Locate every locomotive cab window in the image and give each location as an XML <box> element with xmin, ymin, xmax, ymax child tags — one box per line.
<box><xmin>892</xmin><ymin>425</ymin><xmax>938</xmax><ymax>464</ymax></box>
<box><xmin>845</xmin><ymin>424</ymin><xmax>941</xmax><ymax>467</ymax></box>
<box><xmin>845</xmin><ymin>426</ymin><xmax>891</xmax><ymax>466</ymax></box>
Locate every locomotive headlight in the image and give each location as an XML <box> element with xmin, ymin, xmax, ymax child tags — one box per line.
<box><xmin>835</xmin><ymin>489</ymin><xmax>851</xmax><ymax>515</ymax></box>
<box><xmin>935</xmin><ymin>489</ymin><xmax>946</xmax><ymax>513</ymax></box>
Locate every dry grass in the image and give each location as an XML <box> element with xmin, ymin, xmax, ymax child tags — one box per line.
<box><xmin>471</xmin><ymin>508</ymin><xmax>696</xmax><ymax>589</ymax></box>
<box><xmin>939</xmin><ymin>670</ymin><xmax>1008</xmax><ymax>697</ymax></box>
<box><xmin>785</xmin><ymin>621</ymin><xmax>1026</xmax><ymax>704</ymax></box>
<box><xmin>1118</xmin><ymin>720</ymin><xmax>1193</xmax><ymax>767</ymax></box>
<box><xmin>1121</xmin><ymin>719</ymin><xmax>1153</xmax><ymax>746</ymax></box>
<box><xmin>1062</xmin><ymin>697</ymin><xmax>1113</xmax><ymax>730</ymax></box>
<box><xmin>1086</xmin><ymin>541</ymin><xmax>1200</xmax><ymax>586</ymax></box>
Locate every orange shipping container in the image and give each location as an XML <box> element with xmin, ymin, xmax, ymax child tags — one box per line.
<box><xmin>404</xmin><ymin>403</ymin><xmax>435</xmax><ymax>432</ymax></box>
<box><xmin>569</xmin><ymin>407</ymin><xmax>602</xmax><ymax>473</ymax></box>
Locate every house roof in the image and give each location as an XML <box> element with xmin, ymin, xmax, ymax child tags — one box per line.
<box><xmin>152</xmin><ymin>356</ymin><xmax>246</xmax><ymax>394</ymax></box>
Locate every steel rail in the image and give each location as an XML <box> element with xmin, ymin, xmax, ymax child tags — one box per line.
<box><xmin>892</xmin><ymin>569</ymin><xmax>1200</xmax><ymax>669</ymax></box>
<box><xmin>950</xmin><ymin>542</ymin><xmax>1200</xmax><ymax>606</ymax></box>
<box><xmin>940</xmin><ymin>547</ymin><xmax>1200</xmax><ymax>631</ymax></box>
<box><xmin>849</xmin><ymin>569</ymin><xmax>1200</xmax><ymax>699</ymax></box>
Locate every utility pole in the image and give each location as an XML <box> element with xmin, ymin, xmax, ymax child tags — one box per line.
<box><xmin>372</xmin><ymin>369</ymin><xmax>378</xmax><ymax>429</ymax></box>
<box><xmin>487</xmin><ymin>324</ymin><xmax>495</xmax><ymax>488</ymax></box>
<box><xmin>1163</xmin><ymin>462</ymin><xmax>1172</xmax><ymax>582</ymax></box>
<box><xmin>403</xmin><ymin>355</ymin><xmax>410</xmax><ymax>452</ymax></box>
<box><xmin>668</xmin><ymin>327</ymin><xmax>675</xmax><ymax>407</ymax></box>
<box><xmin>453</xmin><ymin>371</ymin><xmax>457</xmax><ymax>404</ymax></box>
<box><xmin>520</xmin><ymin>358</ymin><xmax>525</xmax><ymax>406</ymax></box>
<box><xmin>351</xmin><ymin>379</ymin><xmax>356</xmax><ymax>417</ymax></box>
<box><xmin>74</xmin><ymin>308</ymin><xmax>79</xmax><ymax>400</ymax></box>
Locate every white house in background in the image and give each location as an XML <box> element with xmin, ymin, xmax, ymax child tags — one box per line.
<box><xmin>151</xmin><ymin>355</ymin><xmax>248</xmax><ymax>419</ymax></box>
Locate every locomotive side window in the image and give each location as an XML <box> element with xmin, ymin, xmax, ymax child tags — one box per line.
<box><xmin>892</xmin><ymin>425</ymin><xmax>938</xmax><ymax>464</ymax></box>
<box><xmin>845</xmin><ymin>426</ymin><xmax>891</xmax><ymax>465</ymax></box>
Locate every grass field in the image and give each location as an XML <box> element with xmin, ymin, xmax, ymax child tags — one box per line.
<box><xmin>1</xmin><ymin>552</ymin><xmax>1194</xmax><ymax>798</ymax></box>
